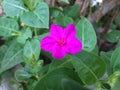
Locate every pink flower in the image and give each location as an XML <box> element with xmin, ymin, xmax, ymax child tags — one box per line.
<box><xmin>40</xmin><ymin>24</ymin><xmax>82</xmax><ymax>59</ymax></box>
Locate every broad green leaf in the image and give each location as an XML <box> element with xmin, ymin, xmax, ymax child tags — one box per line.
<box><xmin>16</xmin><ymin>28</ymin><xmax>32</xmax><ymax>44</ymax></box>
<box><xmin>20</xmin><ymin>2</ymin><xmax>49</xmax><ymax>28</ymax></box>
<box><xmin>15</xmin><ymin>69</ymin><xmax>32</xmax><ymax>81</ymax></box>
<box><xmin>63</xmin><ymin>5</ymin><xmax>80</xmax><ymax>18</ymax></box>
<box><xmin>110</xmin><ymin>47</ymin><xmax>120</xmax><ymax>73</ymax></box>
<box><xmin>72</xmin><ymin>51</ymin><xmax>106</xmax><ymax>85</ymax></box>
<box><xmin>2</xmin><ymin>0</ymin><xmax>25</xmax><ymax>17</ymax></box>
<box><xmin>76</xmin><ymin>17</ymin><xmax>97</xmax><ymax>51</ymax></box>
<box><xmin>0</xmin><ymin>18</ymin><xmax>19</xmax><ymax>37</ymax></box>
<box><xmin>34</xmin><ymin>2</ymin><xmax>49</xmax><ymax>28</ymax></box>
<box><xmin>61</xmin><ymin>79</ymin><xmax>88</xmax><ymax>90</ymax></box>
<box><xmin>23</xmin><ymin>39</ymin><xmax>40</xmax><ymax>65</ymax></box>
<box><xmin>33</xmin><ymin>67</ymin><xmax>82</xmax><ymax>90</ymax></box>
<box><xmin>55</xmin><ymin>16</ymin><xmax>73</xmax><ymax>27</ymax></box>
<box><xmin>0</xmin><ymin>42</ymin><xmax>24</xmax><ymax>73</ymax></box>
<box><xmin>105</xmin><ymin>30</ymin><xmax>120</xmax><ymax>43</ymax></box>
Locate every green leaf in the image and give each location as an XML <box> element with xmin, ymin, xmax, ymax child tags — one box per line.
<box><xmin>72</xmin><ymin>51</ymin><xmax>106</xmax><ymax>85</ymax></box>
<box><xmin>0</xmin><ymin>42</ymin><xmax>24</xmax><ymax>73</ymax></box>
<box><xmin>63</xmin><ymin>5</ymin><xmax>80</xmax><ymax>18</ymax></box>
<box><xmin>22</xmin><ymin>0</ymin><xmax>39</xmax><ymax>10</ymax></box>
<box><xmin>55</xmin><ymin>16</ymin><xmax>73</xmax><ymax>27</ymax></box>
<box><xmin>107</xmin><ymin>71</ymin><xmax>120</xmax><ymax>90</ymax></box>
<box><xmin>110</xmin><ymin>47</ymin><xmax>120</xmax><ymax>73</ymax></box>
<box><xmin>15</xmin><ymin>69</ymin><xmax>32</xmax><ymax>81</ymax></box>
<box><xmin>100</xmin><ymin>51</ymin><xmax>112</xmax><ymax>75</ymax></box>
<box><xmin>20</xmin><ymin>2</ymin><xmax>49</xmax><ymax>28</ymax></box>
<box><xmin>60</xmin><ymin>0</ymin><xmax>69</xmax><ymax>4</ymax></box>
<box><xmin>48</xmin><ymin>55</ymin><xmax>73</xmax><ymax>72</ymax></box>
<box><xmin>16</xmin><ymin>28</ymin><xmax>32</xmax><ymax>44</ymax></box>
<box><xmin>0</xmin><ymin>18</ymin><xmax>19</xmax><ymax>37</ymax></box>
<box><xmin>0</xmin><ymin>45</ymin><xmax>8</xmax><ymax>61</ymax></box>
<box><xmin>33</xmin><ymin>67</ymin><xmax>82</xmax><ymax>90</ymax></box>
<box><xmin>50</xmin><ymin>7</ymin><xmax>63</xmax><ymax>18</ymax></box>
<box><xmin>23</xmin><ymin>39</ymin><xmax>40</xmax><ymax>65</ymax></box>
<box><xmin>61</xmin><ymin>79</ymin><xmax>88</xmax><ymax>90</ymax></box>
<box><xmin>76</xmin><ymin>17</ymin><xmax>97</xmax><ymax>51</ymax></box>
<box><xmin>105</xmin><ymin>30</ymin><xmax>120</xmax><ymax>43</ymax></box>
<box><xmin>34</xmin><ymin>32</ymin><xmax>49</xmax><ymax>41</ymax></box>
<box><xmin>114</xmin><ymin>16</ymin><xmax>120</xmax><ymax>25</ymax></box>
<box><xmin>0</xmin><ymin>45</ymin><xmax>8</xmax><ymax>68</ymax></box>
<box><xmin>31</xmin><ymin>60</ymin><xmax>43</xmax><ymax>74</ymax></box>
<box><xmin>2</xmin><ymin>0</ymin><xmax>25</xmax><ymax>17</ymax></box>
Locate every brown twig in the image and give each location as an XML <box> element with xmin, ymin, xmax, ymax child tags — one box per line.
<box><xmin>102</xmin><ymin>7</ymin><xmax>120</xmax><ymax>34</ymax></box>
<box><xmin>46</xmin><ymin>0</ymin><xmax>55</xmax><ymax>6</ymax></box>
<box><xmin>88</xmin><ymin>0</ymin><xmax>120</xmax><ymax>23</ymax></box>
<box><xmin>75</xmin><ymin>0</ymin><xmax>90</xmax><ymax>15</ymax></box>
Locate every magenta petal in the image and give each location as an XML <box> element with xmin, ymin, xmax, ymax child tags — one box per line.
<box><xmin>50</xmin><ymin>24</ymin><xmax>63</xmax><ymax>40</ymax></box>
<box><xmin>64</xmin><ymin>24</ymin><xmax>76</xmax><ymax>38</ymax></box>
<box><xmin>41</xmin><ymin>36</ymin><xmax>56</xmax><ymax>52</ymax></box>
<box><xmin>66</xmin><ymin>37</ymin><xmax>82</xmax><ymax>54</ymax></box>
<box><xmin>52</xmin><ymin>44</ymin><xmax>66</xmax><ymax>59</ymax></box>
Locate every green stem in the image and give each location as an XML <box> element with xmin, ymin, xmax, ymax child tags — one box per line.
<box><xmin>35</xmin><ymin>73</ymin><xmax>40</xmax><ymax>80</ymax></box>
<box><xmin>34</xmin><ymin>28</ymin><xmax>37</xmax><ymax>36</ymax></box>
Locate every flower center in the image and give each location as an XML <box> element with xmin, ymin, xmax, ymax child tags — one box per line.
<box><xmin>57</xmin><ymin>39</ymin><xmax>66</xmax><ymax>46</ymax></box>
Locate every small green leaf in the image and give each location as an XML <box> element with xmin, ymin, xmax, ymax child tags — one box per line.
<box><xmin>114</xmin><ymin>16</ymin><xmax>120</xmax><ymax>25</ymax></box>
<box><xmin>0</xmin><ymin>45</ymin><xmax>8</xmax><ymax>61</ymax></box>
<box><xmin>107</xmin><ymin>71</ymin><xmax>120</xmax><ymax>90</ymax></box>
<box><xmin>60</xmin><ymin>0</ymin><xmax>69</xmax><ymax>4</ymax></box>
<box><xmin>22</xmin><ymin>0</ymin><xmax>39</xmax><ymax>10</ymax></box>
<box><xmin>31</xmin><ymin>60</ymin><xmax>43</xmax><ymax>74</ymax></box>
<box><xmin>20</xmin><ymin>2</ymin><xmax>49</xmax><ymax>28</ymax></box>
<box><xmin>0</xmin><ymin>42</ymin><xmax>24</xmax><ymax>73</ymax></box>
<box><xmin>105</xmin><ymin>30</ymin><xmax>120</xmax><ymax>43</ymax></box>
<box><xmin>0</xmin><ymin>18</ymin><xmax>19</xmax><ymax>37</ymax></box>
<box><xmin>34</xmin><ymin>32</ymin><xmax>49</xmax><ymax>41</ymax></box>
<box><xmin>63</xmin><ymin>5</ymin><xmax>80</xmax><ymax>18</ymax></box>
<box><xmin>15</xmin><ymin>69</ymin><xmax>32</xmax><ymax>81</ymax></box>
<box><xmin>100</xmin><ymin>51</ymin><xmax>112</xmax><ymax>75</ymax></box>
<box><xmin>72</xmin><ymin>51</ymin><xmax>106</xmax><ymax>85</ymax></box>
<box><xmin>23</xmin><ymin>39</ymin><xmax>40</xmax><ymax>65</ymax></box>
<box><xmin>55</xmin><ymin>16</ymin><xmax>73</xmax><ymax>27</ymax></box>
<box><xmin>110</xmin><ymin>47</ymin><xmax>120</xmax><ymax>73</ymax></box>
<box><xmin>0</xmin><ymin>45</ymin><xmax>8</xmax><ymax>68</ymax></box>
<box><xmin>50</xmin><ymin>7</ymin><xmax>63</xmax><ymax>18</ymax></box>
<box><xmin>2</xmin><ymin>0</ymin><xmax>25</xmax><ymax>17</ymax></box>
<box><xmin>76</xmin><ymin>17</ymin><xmax>97</xmax><ymax>51</ymax></box>
<box><xmin>16</xmin><ymin>28</ymin><xmax>32</xmax><ymax>44</ymax></box>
